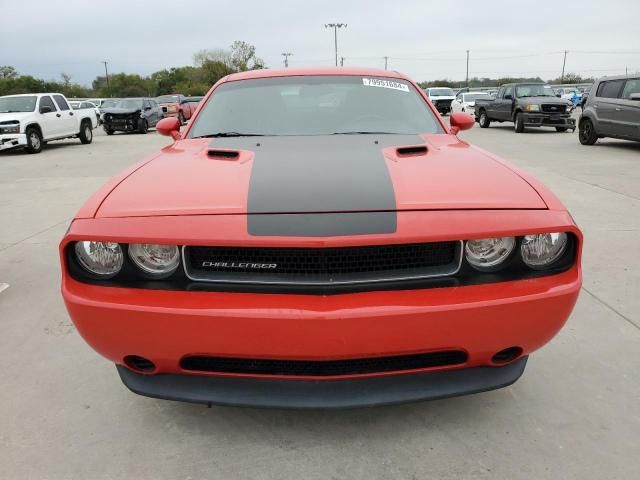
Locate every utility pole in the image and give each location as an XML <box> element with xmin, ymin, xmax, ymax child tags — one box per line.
<box><xmin>465</xmin><ymin>50</ymin><xmax>470</xmax><ymax>87</ymax></box>
<box><xmin>384</xmin><ymin>56</ymin><xmax>388</xmax><ymax>70</ymax></box>
<box><xmin>324</xmin><ymin>23</ymin><xmax>347</xmax><ymax>66</ymax></box>
<box><xmin>101</xmin><ymin>61</ymin><xmax>111</xmax><ymax>97</ymax></box>
<box><xmin>281</xmin><ymin>52</ymin><xmax>293</xmax><ymax>68</ymax></box>
<box><xmin>561</xmin><ymin>50</ymin><xmax>567</xmax><ymax>84</ymax></box>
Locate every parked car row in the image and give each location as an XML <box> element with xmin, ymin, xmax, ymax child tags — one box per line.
<box><xmin>426</xmin><ymin>74</ymin><xmax>638</xmax><ymax>144</ymax></box>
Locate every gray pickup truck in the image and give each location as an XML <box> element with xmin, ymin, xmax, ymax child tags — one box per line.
<box><xmin>475</xmin><ymin>83</ymin><xmax>576</xmax><ymax>133</ymax></box>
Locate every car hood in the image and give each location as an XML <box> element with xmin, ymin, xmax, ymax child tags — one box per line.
<box><xmin>96</xmin><ymin>134</ymin><xmax>547</xmax><ymax>218</ymax></box>
<box><xmin>0</xmin><ymin>111</ymin><xmax>34</xmax><ymax>123</ymax></box>
<box><xmin>519</xmin><ymin>96</ymin><xmax>571</xmax><ymax>106</ymax></box>
<box><xmin>102</xmin><ymin>108</ymin><xmax>141</xmax><ymax>115</ymax></box>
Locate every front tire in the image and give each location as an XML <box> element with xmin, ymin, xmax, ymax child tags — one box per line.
<box><xmin>25</xmin><ymin>127</ymin><xmax>43</xmax><ymax>154</ymax></box>
<box><xmin>579</xmin><ymin>118</ymin><xmax>598</xmax><ymax>145</ymax></box>
<box><xmin>478</xmin><ymin>110</ymin><xmax>491</xmax><ymax>128</ymax></box>
<box><xmin>79</xmin><ymin>121</ymin><xmax>93</xmax><ymax>144</ymax></box>
<box><xmin>514</xmin><ymin>112</ymin><xmax>525</xmax><ymax>133</ymax></box>
<box><xmin>137</xmin><ymin>119</ymin><xmax>148</xmax><ymax>134</ymax></box>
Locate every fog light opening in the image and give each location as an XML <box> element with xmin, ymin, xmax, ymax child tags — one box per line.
<box><xmin>124</xmin><ymin>355</ymin><xmax>156</xmax><ymax>373</ymax></box>
<box><xmin>491</xmin><ymin>347</ymin><xmax>523</xmax><ymax>365</ymax></box>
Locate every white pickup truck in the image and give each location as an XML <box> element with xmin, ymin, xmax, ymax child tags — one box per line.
<box><xmin>0</xmin><ymin>93</ymin><xmax>95</xmax><ymax>154</ymax></box>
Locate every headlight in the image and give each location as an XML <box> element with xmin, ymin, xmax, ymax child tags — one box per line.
<box><xmin>525</xmin><ymin>104</ymin><xmax>540</xmax><ymax>112</ymax></box>
<box><xmin>129</xmin><ymin>244</ymin><xmax>180</xmax><ymax>277</ymax></box>
<box><xmin>520</xmin><ymin>233</ymin><xmax>568</xmax><ymax>269</ymax></box>
<box><xmin>0</xmin><ymin>124</ymin><xmax>20</xmax><ymax>134</ymax></box>
<box><xmin>465</xmin><ymin>237</ymin><xmax>516</xmax><ymax>271</ymax></box>
<box><xmin>74</xmin><ymin>241</ymin><xmax>124</xmax><ymax>277</ymax></box>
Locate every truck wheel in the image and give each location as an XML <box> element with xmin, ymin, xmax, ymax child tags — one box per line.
<box><xmin>178</xmin><ymin>112</ymin><xmax>185</xmax><ymax>125</ymax></box>
<box><xmin>478</xmin><ymin>111</ymin><xmax>490</xmax><ymax>128</ymax></box>
<box><xmin>514</xmin><ymin>113</ymin><xmax>525</xmax><ymax>133</ymax></box>
<box><xmin>25</xmin><ymin>127</ymin><xmax>43</xmax><ymax>154</ymax></box>
<box><xmin>104</xmin><ymin>127</ymin><xmax>114</xmax><ymax>135</ymax></box>
<box><xmin>578</xmin><ymin>119</ymin><xmax>598</xmax><ymax>145</ymax></box>
<box><xmin>137</xmin><ymin>119</ymin><xmax>148</xmax><ymax>134</ymax></box>
<box><xmin>79</xmin><ymin>121</ymin><xmax>93</xmax><ymax>144</ymax></box>
<box><xmin>555</xmin><ymin>127</ymin><xmax>568</xmax><ymax>132</ymax></box>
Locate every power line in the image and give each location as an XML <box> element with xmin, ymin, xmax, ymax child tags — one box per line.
<box><xmin>101</xmin><ymin>61</ymin><xmax>111</xmax><ymax>97</ymax></box>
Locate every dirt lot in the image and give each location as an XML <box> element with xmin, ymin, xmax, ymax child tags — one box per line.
<box><xmin>1</xmin><ymin>123</ymin><xmax>638</xmax><ymax>479</ymax></box>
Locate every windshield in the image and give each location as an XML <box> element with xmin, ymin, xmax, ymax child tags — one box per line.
<box><xmin>189</xmin><ymin>76</ymin><xmax>443</xmax><ymax>137</ymax></box>
<box><xmin>515</xmin><ymin>84</ymin><xmax>556</xmax><ymax>97</ymax></box>
<box><xmin>157</xmin><ymin>95</ymin><xmax>179</xmax><ymax>104</ymax></box>
<box><xmin>69</xmin><ymin>102</ymin><xmax>81</xmax><ymax>110</ymax></box>
<box><xmin>463</xmin><ymin>93</ymin><xmax>490</xmax><ymax>102</ymax></box>
<box><xmin>0</xmin><ymin>95</ymin><xmax>37</xmax><ymax>113</ymax></box>
<box><xmin>115</xmin><ymin>99</ymin><xmax>143</xmax><ymax>109</ymax></box>
<box><xmin>101</xmin><ymin>100</ymin><xmax>118</xmax><ymax>108</ymax></box>
<box><xmin>429</xmin><ymin>88</ymin><xmax>454</xmax><ymax>97</ymax></box>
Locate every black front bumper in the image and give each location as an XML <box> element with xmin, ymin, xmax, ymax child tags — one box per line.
<box><xmin>522</xmin><ymin>113</ymin><xmax>576</xmax><ymax>128</ymax></box>
<box><xmin>116</xmin><ymin>357</ymin><xmax>528</xmax><ymax>408</ymax></box>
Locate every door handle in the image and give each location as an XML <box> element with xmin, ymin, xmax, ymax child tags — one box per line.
<box><xmin>69</xmin><ymin>112</ymin><xmax>74</xmax><ymax>116</ymax></box>
<box><xmin>56</xmin><ymin>113</ymin><xmax>61</xmax><ymax>117</ymax></box>
<box><xmin>615</xmin><ymin>108</ymin><xmax>622</xmax><ymax>111</ymax></box>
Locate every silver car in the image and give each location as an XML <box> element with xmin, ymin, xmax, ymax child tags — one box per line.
<box><xmin>579</xmin><ymin>74</ymin><xmax>640</xmax><ymax>145</ymax></box>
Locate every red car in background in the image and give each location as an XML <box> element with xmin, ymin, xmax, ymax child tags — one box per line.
<box><xmin>60</xmin><ymin>68</ymin><xmax>581</xmax><ymax>408</ymax></box>
<box><xmin>156</xmin><ymin>94</ymin><xmax>185</xmax><ymax>123</ymax></box>
<box><xmin>178</xmin><ymin>96</ymin><xmax>203</xmax><ymax>123</ymax></box>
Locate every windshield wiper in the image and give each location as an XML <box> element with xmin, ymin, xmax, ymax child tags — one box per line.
<box><xmin>193</xmin><ymin>132</ymin><xmax>265</xmax><ymax>138</ymax></box>
<box><xmin>331</xmin><ymin>131</ymin><xmax>399</xmax><ymax>135</ymax></box>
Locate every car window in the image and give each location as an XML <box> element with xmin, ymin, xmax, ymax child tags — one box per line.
<box><xmin>189</xmin><ymin>75</ymin><xmax>445</xmax><ymax>137</ymax></box>
<box><xmin>596</xmin><ymin>80</ymin><xmax>625</xmax><ymax>99</ymax></box>
<box><xmin>503</xmin><ymin>86</ymin><xmax>514</xmax><ymax>98</ymax></box>
<box><xmin>496</xmin><ymin>87</ymin><xmax>505</xmax><ymax>99</ymax></box>
<box><xmin>621</xmin><ymin>78</ymin><xmax>640</xmax><ymax>99</ymax></box>
<box><xmin>39</xmin><ymin>96</ymin><xmax>57</xmax><ymax>112</ymax></box>
<box><xmin>53</xmin><ymin>95</ymin><xmax>70</xmax><ymax>110</ymax></box>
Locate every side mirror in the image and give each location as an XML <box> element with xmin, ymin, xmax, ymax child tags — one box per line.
<box><xmin>156</xmin><ymin>117</ymin><xmax>181</xmax><ymax>140</ymax></box>
<box><xmin>144</xmin><ymin>106</ymin><xmax>152</xmax><ymax>110</ymax></box>
<box><xmin>556</xmin><ymin>93</ymin><xmax>561</xmax><ymax>97</ymax></box>
<box><xmin>39</xmin><ymin>106</ymin><xmax>53</xmax><ymax>114</ymax></box>
<box><xmin>629</xmin><ymin>93</ymin><xmax>640</xmax><ymax>101</ymax></box>
<box><xmin>449</xmin><ymin>112</ymin><xmax>475</xmax><ymax>134</ymax></box>
<box><xmin>504</xmin><ymin>94</ymin><xmax>513</xmax><ymax>100</ymax></box>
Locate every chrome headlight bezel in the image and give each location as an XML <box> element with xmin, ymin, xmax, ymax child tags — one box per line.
<box><xmin>128</xmin><ymin>243</ymin><xmax>181</xmax><ymax>279</ymax></box>
<box><xmin>520</xmin><ymin>232</ymin><xmax>569</xmax><ymax>270</ymax></box>
<box><xmin>464</xmin><ymin>237</ymin><xmax>517</xmax><ymax>272</ymax></box>
<box><xmin>73</xmin><ymin>241</ymin><xmax>124</xmax><ymax>278</ymax></box>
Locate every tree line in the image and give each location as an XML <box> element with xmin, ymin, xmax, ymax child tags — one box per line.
<box><xmin>418</xmin><ymin>72</ymin><xmax>595</xmax><ymax>89</ymax></box>
<box><xmin>1</xmin><ymin>43</ymin><xmax>597</xmax><ymax>99</ymax></box>
<box><xmin>0</xmin><ymin>41</ymin><xmax>264</xmax><ymax>98</ymax></box>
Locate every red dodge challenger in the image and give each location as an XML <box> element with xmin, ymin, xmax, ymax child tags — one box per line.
<box><xmin>60</xmin><ymin>68</ymin><xmax>582</xmax><ymax>408</ymax></box>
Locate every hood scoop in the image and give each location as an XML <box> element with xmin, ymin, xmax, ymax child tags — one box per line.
<box><xmin>396</xmin><ymin>145</ymin><xmax>428</xmax><ymax>157</ymax></box>
<box><xmin>207</xmin><ymin>149</ymin><xmax>240</xmax><ymax>160</ymax></box>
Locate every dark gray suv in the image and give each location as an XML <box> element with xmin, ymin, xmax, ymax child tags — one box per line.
<box><xmin>579</xmin><ymin>74</ymin><xmax>640</xmax><ymax>145</ymax></box>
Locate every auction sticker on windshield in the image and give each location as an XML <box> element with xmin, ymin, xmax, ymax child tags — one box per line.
<box><xmin>362</xmin><ymin>78</ymin><xmax>409</xmax><ymax>92</ymax></box>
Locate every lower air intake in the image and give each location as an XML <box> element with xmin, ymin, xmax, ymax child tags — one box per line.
<box><xmin>180</xmin><ymin>350</ymin><xmax>468</xmax><ymax>377</ymax></box>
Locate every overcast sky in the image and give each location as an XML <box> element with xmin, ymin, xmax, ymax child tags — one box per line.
<box><xmin>2</xmin><ymin>0</ymin><xmax>639</xmax><ymax>86</ymax></box>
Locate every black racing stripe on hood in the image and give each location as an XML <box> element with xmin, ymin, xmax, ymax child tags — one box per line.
<box><xmin>212</xmin><ymin>135</ymin><xmax>422</xmax><ymax>237</ymax></box>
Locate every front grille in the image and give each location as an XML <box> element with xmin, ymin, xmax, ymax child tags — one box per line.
<box><xmin>433</xmin><ymin>99</ymin><xmax>453</xmax><ymax>107</ymax></box>
<box><xmin>540</xmin><ymin>104</ymin><xmax>567</xmax><ymax>114</ymax></box>
<box><xmin>183</xmin><ymin>241</ymin><xmax>462</xmax><ymax>286</ymax></box>
<box><xmin>180</xmin><ymin>350</ymin><xmax>468</xmax><ymax>376</ymax></box>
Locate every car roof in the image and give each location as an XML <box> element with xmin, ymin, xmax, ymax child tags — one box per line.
<box><xmin>224</xmin><ymin>67</ymin><xmax>412</xmax><ymax>82</ymax></box>
<box><xmin>596</xmin><ymin>73</ymin><xmax>638</xmax><ymax>81</ymax></box>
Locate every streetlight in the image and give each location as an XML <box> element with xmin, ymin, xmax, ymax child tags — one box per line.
<box><xmin>281</xmin><ymin>52</ymin><xmax>293</xmax><ymax>68</ymax></box>
<box><xmin>324</xmin><ymin>23</ymin><xmax>347</xmax><ymax>67</ymax></box>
